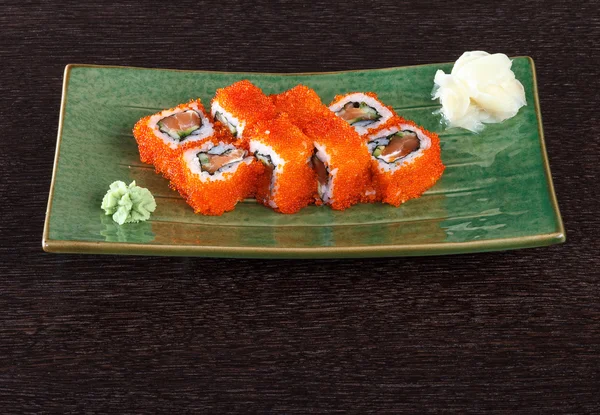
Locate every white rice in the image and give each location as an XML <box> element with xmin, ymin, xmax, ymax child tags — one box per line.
<box><xmin>148</xmin><ymin>101</ymin><xmax>214</xmax><ymax>150</ymax></box>
<box><xmin>183</xmin><ymin>141</ymin><xmax>253</xmax><ymax>183</ymax></box>
<box><xmin>248</xmin><ymin>140</ymin><xmax>287</xmax><ymax>209</ymax></box>
<box><xmin>211</xmin><ymin>100</ymin><xmax>246</xmax><ymax>138</ymax></box>
<box><xmin>367</xmin><ymin>123</ymin><xmax>431</xmax><ymax>173</ymax></box>
<box><xmin>329</xmin><ymin>93</ymin><xmax>394</xmax><ymax>135</ymax></box>
<box><xmin>313</xmin><ymin>142</ymin><xmax>337</xmax><ymax>204</ymax></box>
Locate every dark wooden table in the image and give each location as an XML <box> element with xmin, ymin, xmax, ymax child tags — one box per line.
<box><xmin>1</xmin><ymin>1</ymin><xmax>598</xmax><ymax>413</ymax></box>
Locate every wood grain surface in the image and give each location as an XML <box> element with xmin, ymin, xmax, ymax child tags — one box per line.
<box><xmin>1</xmin><ymin>0</ymin><xmax>599</xmax><ymax>413</ymax></box>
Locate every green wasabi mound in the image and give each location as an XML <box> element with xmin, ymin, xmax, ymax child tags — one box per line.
<box><xmin>101</xmin><ymin>180</ymin><xmax>157</xmax><ymax>225</ymax></box>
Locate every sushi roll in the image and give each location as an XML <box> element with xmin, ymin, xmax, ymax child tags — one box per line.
<box><xmin>367</xmin><ymin>119</ymin><xmax>445</xmax><ymax>206</ymax></box>
<box><xmin>246</xmin><ymin>114</ymin><xmax>316</xmax><ymax>214</ymax></box>
<box><xmin>211</xmin><ymin>80</ymin><xmax>277</xmax><ymax>143</ymax></box>
<box><xmin>303</xmin><ymin>116</ymin><xmax>373</xmax><ymax>210</ymax></box>
<box><xmin>133</xmin><ymin>99</ymin><xmax>215</xmax><ymax>180</ymax></box>
<box><xmin>173</xmin><ymin>140</ymin><xmax>264</xmax><ymax>216</ymax></box>
<box><xmin>329</xmin><ymin>92</ymin><xmax>395</xmax><ymax>136</ymax></box>
<box><xmin>272</xmin><ymin>85</ymin><xmax>373</xmax><ymax>210</ymax></box>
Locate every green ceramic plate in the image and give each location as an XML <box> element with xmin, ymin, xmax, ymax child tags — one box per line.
<box><xmin>43</xmin><ymin>58</ymin><xmax>564</xmax><ymax>258</ymax></box>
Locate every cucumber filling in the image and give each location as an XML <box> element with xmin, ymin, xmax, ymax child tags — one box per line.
<box><xmin>158</xmin><ymin>110</ymin><xmax>202</xmax><ymax>141</ymax></box>
<box><xmin>335</xmin><ymin>101</ymin><xmax>381</xmax><ymax>126</ymax></box>
<box><xmin>197</xmin><ymin>147</ymin><xmax>246</xmax><ymax>175</ymax></box>
<box><xmin>370</xmin><ymin>130</ymin><xmax>420</xmax><ymax>164</ymax></box>
<box><xmin>214</xmin><ymin>111</ymin><xmax>238</xmax><ymax>137</ymax></box>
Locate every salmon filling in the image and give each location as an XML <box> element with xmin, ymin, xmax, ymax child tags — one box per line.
<box><xmin>371</xmin><ymin>130</ymin><xmax>421</xmax><ymax>163</ymax></box>
<box><xmin>311</xmin><ymin>153</ymin><xmax>330</xmax><ymax>199</ymax></box>
<box><xmin>158</xmin><ymin>110</ymin><xmax>202</xmax><ymax>141</ymax></box>
<box><xmin>311</xmin><ymin>154</ymin><xmax>328</xmax><ymax>186</ymax></box>
<box><xmin>198</xmin><ymin>148</ymin><xmax>246</xmax><ymax>175</ymax></box>
<box><xmin>335</xmin><ymin>102</ymin><xmax>381</xmax><ymax>126</ymax></box>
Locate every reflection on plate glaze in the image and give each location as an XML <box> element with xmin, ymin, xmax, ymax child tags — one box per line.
<box><xmin>146</xmin><ymin>193</ymin><xmax>449</xmax><ymax>249</ymax></box>
<box><xmin>445</xmin><ymin>222</ymin><xmax>507</xmax><ymax>233</ymax></box>
<box><xmin>271</xmin><ymin>208</ymin><xmax>336</xmax><ymax>248</ymax></box>
<box><xmin>439</xmin><ymin>121</ymin><xmax>521</xmax><ymax>169</ymax></box>
<box><xmin>438</xmin><ymin>113</ymin><xmax>552</xmax><ymax>243</ymax></box>
<box><xmin>309</xmin><ymin>192</ymin><xmax>449</xmax><ymax>247</ymax></box>
<box><xmin>149</xmin><ymin>201</ymin><xmax>281</xmax><ymax>248</ymax></box>
<box><xmin>100</xmin><ymin>213</ymin><xmax>155</xmax><ymax>243</ymax></box>
<box><xmin>274</xmin><ymin>221</ymin><xmax>336</xmax><ymax>248</ymax></box>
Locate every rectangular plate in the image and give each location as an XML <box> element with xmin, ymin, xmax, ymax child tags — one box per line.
<box><xmin>43</xmin><ymin>58</ymin><xmax>565</xmax><ymax>258</ymax></box>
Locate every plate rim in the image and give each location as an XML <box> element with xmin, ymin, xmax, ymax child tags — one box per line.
<box><xmin>42</xmin><ymin>58</ymin><xmax>565</xmax><ymax>258</ymax></box>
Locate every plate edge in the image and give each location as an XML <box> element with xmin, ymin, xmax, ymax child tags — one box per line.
<box><xmin>59</xmin><ymin>57</ymin><xmax>531</xmax><ymax>76</ymax></box>
<box><xmin>528</xmin><ymin>56</ymin><xmax>566</xmax><ymax>241</ymax></box>
<box><xmin>42</xmin><ymin>232</ymin><xmax>565</xmax><ymax>258</ymax></box>
<box><xmin>42</xmin><ymin>64</ymin><xmax>72</xmax><ymax>252</ymax></box>
<box><xmin>42</xmin><ymin>58</ymin><xmax>566</xmax><ymax>257</ymax></box>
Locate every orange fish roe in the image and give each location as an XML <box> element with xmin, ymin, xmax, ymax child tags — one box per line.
<box><xmin>170</xmin><ymin>141</ymin><xmax>264</xmax><ymax>216</ymax></box>
<box><xmin>361</xmin><ymin>183</ymin><xmax>381</xmax><ymax>204</ymax></box>
<box><xmin>271</xmin><ymin>84</ymin><xmax>331</xmax><ymax>126</ymax></box>
<box><xmin>303</xmin><ymin>116</ymin><xmax>373</xmax><ymax>210</ymax></box>
<box><xmin>246</xmin><ymin>114</ymin><xmax>317</xmax><ymax>214</ymax></box>
<box><xmin>371</xmin><ymin>119</ymin><xmax>445</xmax><ymax>207</ymax></box>
<box><xmin>211</xmin><ymin>80</ymin><xmax>277</xmax><ymax>143</ymax></box>
<box><xmin>132</xmin><ymin>99</ymin><xmax>216</xmax><ymax>181</ymax></box>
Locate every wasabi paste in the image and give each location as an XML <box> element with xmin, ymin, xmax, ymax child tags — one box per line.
<box><xmin>101</xmin><ymin>181</ymin><xmax>156</xmax><ymax>225</ymax></box>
